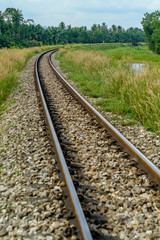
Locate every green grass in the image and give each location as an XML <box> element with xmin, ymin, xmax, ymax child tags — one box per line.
<box><xmin>56</xmin><ymin>43</ymin><xmax>160</xmax><ymax>134</ymax></box>
<box><xmin>67</xmin><ymin>43</ymin><xmax>129</xmax><ymax>52</ymax></box>
<box><xmin>94</xmin><ymin>98</ymin><xmax>133</xmax><ymax>115</ymax></box>
<box><xmin>104</xmin><ymin>45</ymin><xmax>160</xmax><ymax>64</ymax></box>
<box><xmin>0</xmin><ymin>75</ymin><xmax>18</xmax><ymax>111</ymax></box>
<box><xmin>69</xmin><ymin>43</ymin><xmax>160</xmax><ymax>64</ymax></box>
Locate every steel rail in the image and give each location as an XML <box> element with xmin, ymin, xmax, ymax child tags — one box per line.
<box><xmin>49</xmin><ymin>51</ymin><xmax>160</xmax><ymax>187</ymax></box>
<box><xmin>35</xmin><ymin>50</ymin><xmax>93</xmax><ymax>240</ymax></box>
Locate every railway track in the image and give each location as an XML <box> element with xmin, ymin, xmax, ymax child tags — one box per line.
<box><xmin>35</xmin><ymin>49</ymin><xmax>160</xmax><ymax>240</ymax></box>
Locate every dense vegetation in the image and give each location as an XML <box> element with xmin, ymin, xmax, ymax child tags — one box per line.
<box><xmin>56</xmin><ymin>43</ymin><xmax>160</xmax><ymax>134</ymax></box>
<box><xmin>0</xmin><ymin>8</ymin><xmax>145</xmax><ymax>48</ymax></box>
<box><xmin>141</xmin><ymin>10</ymin><xmax>160</xmax><ymax>54</ymax></box>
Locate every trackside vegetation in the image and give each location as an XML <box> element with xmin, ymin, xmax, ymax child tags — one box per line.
<box><xmin>0</xmin><ymin>46</ymin><xmax>55</xmax><ymax>113</ymax></box>
<box><xmin>56</xmin><ymin>43</ymin><xmax>160</xmax><ymax>134</ymax></box>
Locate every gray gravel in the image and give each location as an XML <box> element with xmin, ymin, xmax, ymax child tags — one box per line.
<box><xmin>50</xmin><ymin>53</ymin><xmax>160</xmax><ymax>240</ymax></box>
<box><xmin>0</xmin><ymin>51</ymin><xmax>160</xmax><ymax>240</ymax></box>
<box><xmin>0</xmin><ymin>55</ymin><xmax>77</xmax><ymax>240</ymax></box>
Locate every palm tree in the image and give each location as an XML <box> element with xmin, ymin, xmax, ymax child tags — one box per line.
<box><xmin>12</xmin><ymin>9</ymin><xmax>24</xmax><ymax>27</ymax></box>
<box><xmin>3</xmin><ymin>8</ymin><xmax>24</xmax><ymax>44</ymax></box>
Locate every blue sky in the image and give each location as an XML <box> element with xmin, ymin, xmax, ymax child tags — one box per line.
<box><xmin>1</xmin><ymin>0</ymin><xmax>160</xmax><ymax>29</ymax></box>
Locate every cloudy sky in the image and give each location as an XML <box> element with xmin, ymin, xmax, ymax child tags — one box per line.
<box><xmin>1</xmin><ymin>0</ymin><xmax>160</xmax><ymax>29</ymax></box>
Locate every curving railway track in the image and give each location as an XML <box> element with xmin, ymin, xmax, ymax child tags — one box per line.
<box><xmin>35</xmin><ymin>49</ymin><xmax>160</xmax><ymax>240</ymax></box>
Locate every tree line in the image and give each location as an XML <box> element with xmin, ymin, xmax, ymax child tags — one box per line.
<box><xmin>0</xmin><ymin>8</ymin><xmax>146</xmax><ymax>48</ymax></box>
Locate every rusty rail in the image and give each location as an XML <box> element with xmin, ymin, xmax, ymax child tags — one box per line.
<box><xmin>35</xmin><ymin>50</ymin><xmax>93</xmax><ymax>240</ymax></box>
<box><xmin>49</xmin><ymin>51</ymin><xmax>160</xmax><ymax>187</ymax></box>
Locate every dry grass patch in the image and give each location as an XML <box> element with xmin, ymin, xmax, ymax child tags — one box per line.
<box><xmin>0</xmin><ymin>46</ymin><xmax>55</xmax><ymax>113</ymax></box>
<box><xmin>0</xmin><ymin>47</ymin><xmax>43</xmax><ymax>82</ymax></box>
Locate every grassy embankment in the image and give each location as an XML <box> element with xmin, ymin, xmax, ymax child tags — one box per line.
<box><xmin>56</xmin><ymin>43</ymin><xmax>160</xmax><ymax>134</ymax></box>
<box><xmin>0</xmin><ymin>46</ymin><xmax>56</xmax><ymax>114</ymax></box>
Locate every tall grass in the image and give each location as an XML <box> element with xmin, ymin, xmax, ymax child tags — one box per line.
<box><xmin>0</xmin><ymin>46</ymin><xmax>55</xmax><ymax>113</ymax></box>
<box><xmin>56</xmin><ymin>48</ymin><xmax>160</xmax><ymax>134</ymax></box>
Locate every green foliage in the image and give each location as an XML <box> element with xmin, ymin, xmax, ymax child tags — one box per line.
<box><xmin>141</xmin><ymin>11</ymin><xmax>160</xmax><ymax>53</ymax></box>
<box><xmin>0</xmin><ymin>8</ymin><xmax>145</xmax><ymax>49</ymax></box>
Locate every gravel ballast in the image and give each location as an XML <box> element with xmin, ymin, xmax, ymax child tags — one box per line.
<box><xmin>0</xmin><ymin>52</ymin><xmax>160</xmax><ymax>240</ymax></box>
<box><xmin>0</xmin><ymin>55</ymin><xmax>77</xmax><ymax>240</ymax></box>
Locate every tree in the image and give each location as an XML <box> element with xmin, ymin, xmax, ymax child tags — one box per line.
<box><xmin>141</xmin><ymin>11</ymin><xmax>160</xmax><ymax>52</ymax></box>
<box><xmin>0</xmin><ymin>11</ymin><xmax>5</xmax><ymax>33</ymax></box>
<box><xmin>2</xmin><ymin>8</ymin><xmax>24</xmax><ymax>45</ymax></box>
<box><xmin>59</xmin><ymin>21</ymin><xmax>66</xmax><ymax>31</ymax></box>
